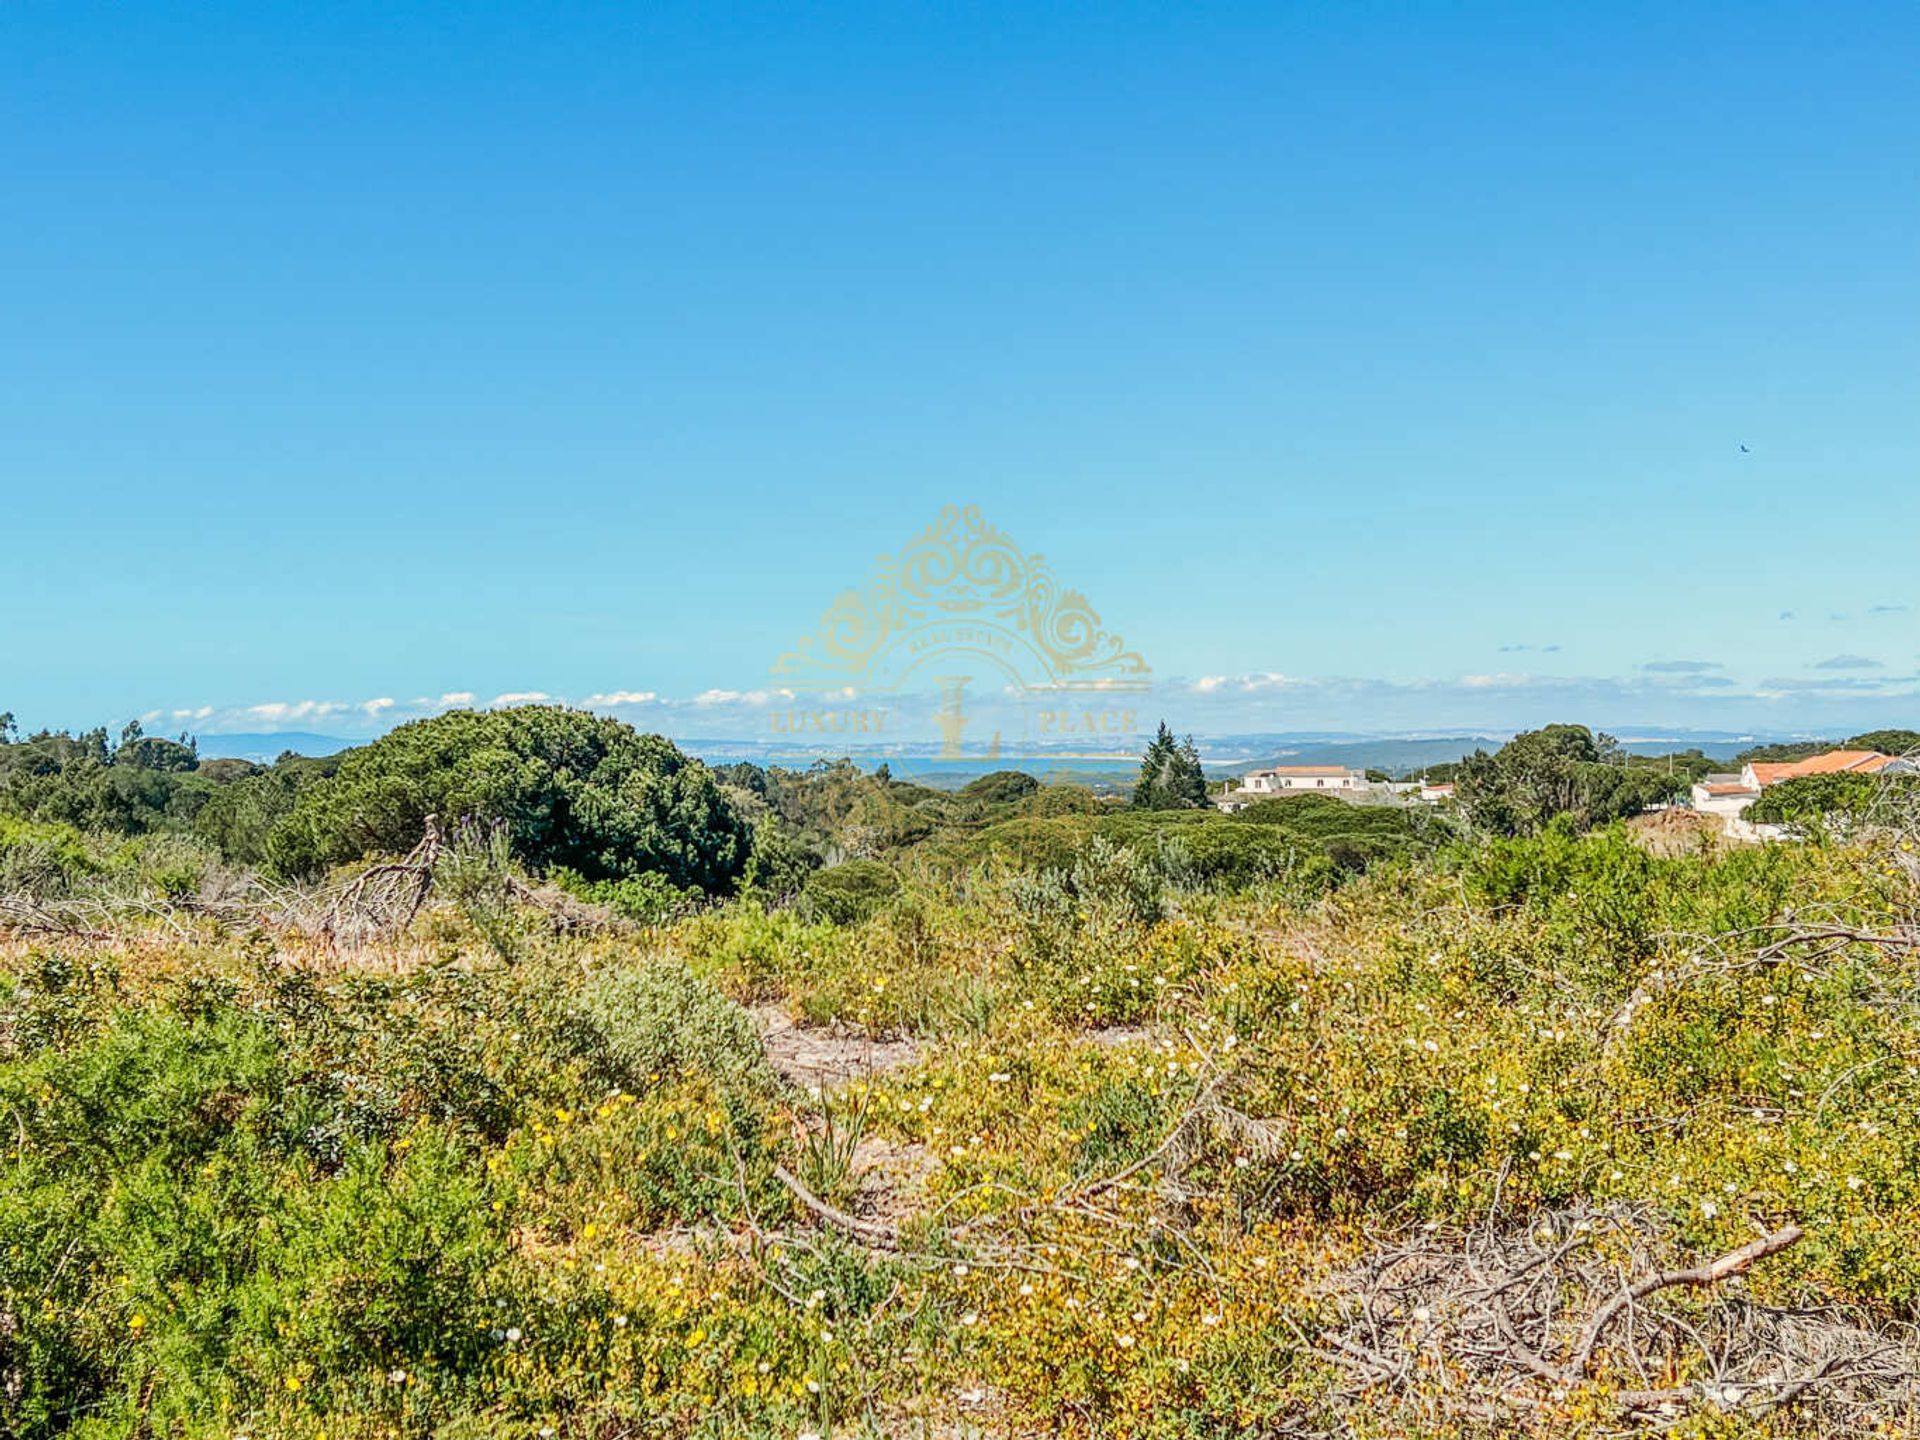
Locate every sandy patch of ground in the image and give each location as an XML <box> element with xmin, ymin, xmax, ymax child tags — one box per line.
<box><xmin>847</xmin><ymin>1135</ymin><xmax>939</xmax><ymax>1227</ymax></box>
<box><xmin>756</xmin><ymin>1005</ymin><xmax>919</xmax><ymax>1088</ymax></box>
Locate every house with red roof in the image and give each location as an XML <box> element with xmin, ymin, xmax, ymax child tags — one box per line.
<box><xmin>1691</xmin><ymin>748</ymin><xmax>1913</xmax><ymax>827</ymax></box>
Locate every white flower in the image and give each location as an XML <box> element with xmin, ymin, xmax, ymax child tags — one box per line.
<box><xmin>960</xmin><ymin>1310</ymin><xmax>979</xmax><ymax>1326</ymax></box>
<box><xmin>1116</xmin><ymin>1333</ymin><xmax>1135</xmax><ymax>1348</ymax></box>
<box><xmin>504</xmin><ymin>1326</ymin><xmax>523</xmax><ymax>1343</ymax></box>
<box><xmin>1202</xmin><ymin>1313</ymin><xmax>1220</xmax><ymax>1326</ymax></box>
<box><xmin>1018</xmin><ymin>1283</ymin><xmax>1034</xmax><ymax>1297</ymax></box>
<box><xmin>388</xmin><ymin>1369</ymin><xmax>407</xmax><ymax>1383</ymax></box>
<box><xmin>988</xmin><ymin>1072</ymin><xmax>1011</xmax><ymax>1083</ymax></box>
<box><xmin>1700</xmin><ymin>1200</ymin><xmax>1718</xmax><ymax>1219</ymax></box>
<box><xmin>612</xmin><ymin>1314</ymin><xmax>628</xmax><ymax>1328</ymax></box>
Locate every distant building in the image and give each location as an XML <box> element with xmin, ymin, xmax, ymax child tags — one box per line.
<box><xmin>1418</xmin><ymin>781</ymin><xmax>1456</xmax><ymax>804</ymax></box>
<box><xmin>1689</xmin><ymin>775</ymin><xmax>1760</xmax><ymax>821</ymax></box>
<box><xmin>1216</xmin><ymin>764</ymin><xmax>1367</xmax><ymax>810</ymax></box>
<box><xmin>1690</xmin><ymin>748</ymin><xmax>1913</xmax><ymax>834</ymax></box>
<box><xmin>1741</xmin><ymin>750</ymin><xmax>1904</xmax><ymax>790</ymax></box>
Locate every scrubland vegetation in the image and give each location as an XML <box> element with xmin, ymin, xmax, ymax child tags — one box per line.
<box><xmin>4</xmin><ymin>709</ymin><xmax>1920</xmax><ymax>1437</ymax></box>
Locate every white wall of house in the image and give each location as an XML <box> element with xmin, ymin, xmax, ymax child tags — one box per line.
<box><xmin>1242</xmin><ymin>769</ymin><xmax>1364</xmax><ymax>793</ymax></box>
<box><xmin>1689</xmin><ymin>783</ymin><xmax>1758</xmax><ymax>820</ymax></box>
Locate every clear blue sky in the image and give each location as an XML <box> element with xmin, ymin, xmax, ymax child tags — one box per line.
<box><xmin>6</xmin><ymin>2</ymin><xmax>1918</xmax><ymax>743</ymax></box>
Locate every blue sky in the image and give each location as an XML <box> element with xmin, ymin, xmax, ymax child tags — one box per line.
<box><xmin>5</xmin><ymin>2</ymin><xmax>1918</xmax><ymax>745</ymax></box>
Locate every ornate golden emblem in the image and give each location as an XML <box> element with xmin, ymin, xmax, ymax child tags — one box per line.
<box><xmin>772</xmin><ymin>505</ymin><xmax>1150</xmax><ymax>694</ymax></box>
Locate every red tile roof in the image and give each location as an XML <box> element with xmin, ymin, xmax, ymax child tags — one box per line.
<box><xmin>1749</xmin><ymin>750</ymin><xmax>1894</xmax><ymax>787</ymax></box>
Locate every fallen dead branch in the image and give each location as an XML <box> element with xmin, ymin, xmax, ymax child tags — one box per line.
<box><xmin>1317</xmin><ymin>1203</ymin><xmax>1918</xmax><ymax>1426</ymax></box>
<box><xmin>772</xmin><ymin>1162</ymin><xmax>902</xmax><ymax>1250</ymax></box>
<box><xmin>1567</xmin><ymin>1223</ymin><xmax>1803</xmax><ymax>1376</ymax></box>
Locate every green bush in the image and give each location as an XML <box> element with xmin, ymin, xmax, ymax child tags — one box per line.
<box><xmin>576</xmin><ymin>959</ymin><xmax>779</xmax><ymax>1105</ymax></box>
<box><xmin>801</xmin><ymin>859</ymin><xmax>902</xmax><ymax>925</ymax></box>
<box><xmin>265</xmin><ymin>706</ymin><xmax>749</xmax><ymax>893</ymax></box>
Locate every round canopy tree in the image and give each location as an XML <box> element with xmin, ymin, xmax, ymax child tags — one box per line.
<box><xmin>266</xmin><ymin>706</ymin><xmax>750</xmax><ymax>893</ymax></box>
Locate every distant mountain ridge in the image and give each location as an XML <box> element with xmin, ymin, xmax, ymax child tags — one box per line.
<box><xmin>191</xmin><ymin>732</ymin><xmax>355</xmax><ymax>762</ymax></box>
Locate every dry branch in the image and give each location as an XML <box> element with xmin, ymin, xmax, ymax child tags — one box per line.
<box><xmin>772</xmin><ymin>1162</ymin><xmax>901</xmax><ymax>1250</ymax></box>
<box><xmin>1568</xmin><ymin>1224</ymin><xmax>1803</xmax><ymax>1377</ymax></box>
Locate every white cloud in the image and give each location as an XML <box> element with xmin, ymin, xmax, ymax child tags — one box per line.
<box><xmin>240</xmin><ymin>700</ymin><xmax>356</xmax><ymax>723</ymax></box>
<box><xmin>487</xmin><ymin>691</ymin><xmax>551</xmax><ymax>707</ymax></box>
<box><xmin>582</xmin><ymin>690</ymin><xmax>659</xmax><ymax>707</ymax></box>
<box><xmin>1188</xmin><ymin>671</ymin><xmax>1301</xmax><ymax>695</ymax></box>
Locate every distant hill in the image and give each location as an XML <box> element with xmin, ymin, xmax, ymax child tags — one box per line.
<box><xmin>1206</xmin><ymin>732</ymin><xmax>1768</xmax><ymax>779</ymax></box>
<box><xmin>192</xmin><ymin>732</ymin><xmax>355</xmax><ymax>762</ymax></box>
<box><xmin>190</xmin><ymin>726</ymin><xmax>1788</xmax><ymax>775</ymax></box>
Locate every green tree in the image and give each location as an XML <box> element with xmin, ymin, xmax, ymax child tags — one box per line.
<box><xmin>1848</xmin><ymin>729</ymin><xmax>1920</xmax><ymax>756</ymax></box>
<box><xmin>1456</xmin><ymin>724</ymin><xmax>1679</xmax><ymax>835</ymax></box>
<box><xmin>265</xmin><ymin>706</ymin><xmax>750</xmax><ymax>892</ymax></box>
<box><xmin>1131</xmin><ymin>722</ymin><xmax>1207</xmax><ymax>810</ymax></box>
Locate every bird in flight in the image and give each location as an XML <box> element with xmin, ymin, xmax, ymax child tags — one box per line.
<box><xmin>1740</xmin><ymin>444</ymin><xmax>1750</xmax><ymax>453</ymax></box>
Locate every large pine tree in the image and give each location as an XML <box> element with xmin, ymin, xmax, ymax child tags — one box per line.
<box><xmin>1131</xmin><ymin>721</ymin><xmax>1209</xmax><ymax>810</ymax></box>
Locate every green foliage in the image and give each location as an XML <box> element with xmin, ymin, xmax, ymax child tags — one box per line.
<box><xmin>739</xmin><ymin>816</ymin><xmax>822</xmax><ymax>901</ymax></box>
<box><xmin>191</xmin><ymin>751</ymin><xmax>339</xmax><ymax>865</ymax></box>
<box><xmin>794</xmin><ymin>1087</ymin><xmax>871</xmax><ymax>1202</ymax></box>
<box><xmin>1131</xmin><ymin>721</ymin><xmax>1208</xmax><ymax>810</ymax></box>
<box><xmin>266</xmin><ymin>706</ymin><xmax>749</xmax><ymax>893</ymax></box>
<box><xmin>0</xmin><ymin>816</ymin><xmax>102</xmax><ymax>896</ymax></box>
<box><xmin>943</xmin><ymin>796</ymin><xmax>1416</xmax><ymax>894</ymax></box>
<box><xmin>1748</xmin><ymin>771</ymin><xmax>1918</xmax><ymax>825</ymax></box>
<box><xmin>1455</xmin><ymin>724</ymin><xmax>1680</xmax><ymax>835</ymax></box>
<box><xmin>1019</xmin><ymin>782</ymin><xmax>1101</xmax><ymax>817</ymax></box>
<box><xmin>0</xmin><ymin>724</ymin><xmax>214</xmax><ymax>836</ymax></box>
<box><xmin>801</xmin><ymin>858</ymin><xmax>902</xmax><ymax>924</ymax></box>
<box><xmin>960</xmin><ymin>769</ymin><xmax>1041</xmax><ymax>805</ymax></box>
<box><xmin>1847</xmin><ymin>728</ymin><xmax>1920</xmax><ymax>756</ymax></box>
<box><xmin>574</xmin><ymin>959</ymin><xmax>780</xmax><ymax>1109</ymax></box>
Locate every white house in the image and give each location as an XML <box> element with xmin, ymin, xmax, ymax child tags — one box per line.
<box><xmin>1689</xmin><ymin>748</ymin><xmax>1914</xmax><ymax>834</ymax></box>
<box><xmin>1689</xmin><ymin>776</ymin><xmax>1760</xmax><ymax>822</ymax></box>
<box><xmin>1217</xmin><ymin>764</ymin><xmax>1367</xmax><ymax>810</ymax></box>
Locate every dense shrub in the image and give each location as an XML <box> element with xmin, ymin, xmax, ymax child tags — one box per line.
<box><xmin>801</xmin><ymin>858</ymin><xmax>902</xmax><ymax>924</ymax></box>
<box><xmin>265</xmin><ymin>706</ymin><xmax>750</xmax><ymax>892</ymax></box>
<box><xmin>576</xmin><ymin>959</ymin><xmax>780</xmax><ymax>1105</ymax></box>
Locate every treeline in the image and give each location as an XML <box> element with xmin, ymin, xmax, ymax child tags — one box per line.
<box><xmin>10</xmin><ymin>705</ymin><xmax>1907</xmax><ymax>923</ymax></box>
